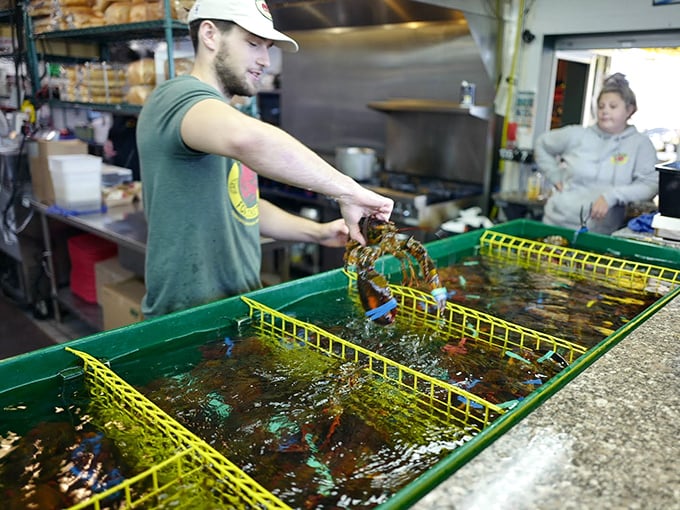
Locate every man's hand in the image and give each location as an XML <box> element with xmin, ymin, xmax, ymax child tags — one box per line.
<box><xmin>336</xmin><ymin>187</ymin><xmax>393</xmax><ymax>245</ymax></box>
<box><xmin>316</xmin><ymin>219</ymin><xmax>350</xmax><ymax>248</ymax></box>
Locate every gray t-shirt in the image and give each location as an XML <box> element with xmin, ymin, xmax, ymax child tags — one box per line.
<box><xmin>137</xmin><ymin>76</ymin><xmax>262</xmax><ymax>318</ymax></box>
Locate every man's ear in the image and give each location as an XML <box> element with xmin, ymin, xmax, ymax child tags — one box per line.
<box><xmin>199</xmin><ymin>20</ymin><xmax>220</xmax><ymax>52</ymax></box>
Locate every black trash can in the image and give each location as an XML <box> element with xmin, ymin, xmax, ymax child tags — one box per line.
<box><xmin>656</xmin><ymin>160</ymin><xmax>680</xmax><ymax>218</ymax></box>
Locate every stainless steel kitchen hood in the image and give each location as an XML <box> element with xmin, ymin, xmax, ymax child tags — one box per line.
<box><xmin>268</xmin><ymin>0</ymin><xmax>462</xmax><ymax>31</ymax></box>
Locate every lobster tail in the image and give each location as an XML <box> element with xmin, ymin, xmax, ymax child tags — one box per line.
<box><xmin>357</xmin><ymin>268</ymin><xmax>397</xmax><ymax>325</ymax></box>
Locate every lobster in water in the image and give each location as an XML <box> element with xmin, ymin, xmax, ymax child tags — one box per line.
<box><xmin>344</xmin><ymin>216</ymin><xmax>447</xmax><ymax>325</ymax></box>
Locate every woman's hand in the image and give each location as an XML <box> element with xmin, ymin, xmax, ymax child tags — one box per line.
<box><xmin>591</xmin><ymin>195</ymin><xmax>609</xmax><ymax>220</ymax></box>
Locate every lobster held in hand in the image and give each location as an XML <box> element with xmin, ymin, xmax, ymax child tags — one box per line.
<box><xmin>344</xmin><ymin>216</ymin><xmax>447</xmax><ymax>325</ymax></box>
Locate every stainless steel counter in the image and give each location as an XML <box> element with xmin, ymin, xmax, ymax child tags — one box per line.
<box><xmin>30</xmin><ymin>200</ymin><xmax>147</xmax><ymax>327</ymax></box>
<box><xmin>31</xmin><ymin>200</ymin><xmax>146</xmax><ymax>254</ymax></box>
<box><xmin>412</xmin><ymin>286</ymin><xmax>680</xmax><ymax>509</ymax></box>
<box><xmin>612</xmin><ymin>225</ymin><xmax>680</xmax><ymax>249</ymax></box>
<box><xmin>31</xmin><ymin>199</ymin><xmax>291</xmax><ymax>329</ymax></box>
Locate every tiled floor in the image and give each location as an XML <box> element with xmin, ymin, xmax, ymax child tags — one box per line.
<box><xmin>30</xmin><ymin>310</ymin><xmax>97</xmax><ymax>344</ymax></box>
<box><xmin>0</xmin><ymin>294</ymin><xmax>96</xmax><ymax>360</ymax></box>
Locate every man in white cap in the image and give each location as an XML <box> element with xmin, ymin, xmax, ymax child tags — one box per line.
<box><xmin>137</xmin><ymin>0</ymin><xmax>393</xmax><ymax>318</ymax></box>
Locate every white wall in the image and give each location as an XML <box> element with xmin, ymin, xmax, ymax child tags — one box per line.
<box><xmin>520</xmin><ymin>0</ymin><xmax>680</xmax><ymax>94</ymax></box>
<box><xmin>422</xmin><ymin>0</ymin><xmax>680</xmax><ymax>141</ymax></box>
<box><xmin>512</xmin><ymin>0</ymin><xmax>680</xmax><ymax>136</ymax></box>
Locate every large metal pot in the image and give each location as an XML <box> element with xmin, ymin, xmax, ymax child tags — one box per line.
<box><xmin>334</xmin><ymin>147</ymin><xmax>377</xmax><ymax>181</ymax></box>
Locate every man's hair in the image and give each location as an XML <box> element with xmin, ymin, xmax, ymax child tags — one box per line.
<box><xmin>189</xmin><ymin>19</ymin><xmax>236</xmax><ymax>52</ymax></box>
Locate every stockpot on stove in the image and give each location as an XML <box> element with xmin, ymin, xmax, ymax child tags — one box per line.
<box><xmin>334</xmin><ymin>146</ymin><xmax>378</xmax><ymax>182</ymax></box>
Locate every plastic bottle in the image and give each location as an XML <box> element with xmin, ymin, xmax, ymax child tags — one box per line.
<box><xmin>526</xmin><ymin>170</ymin><xmax>544</xmax><ymax>201</ymax></box>
<box><xmin>460</xmin><ymin>80</ymin><xmax>475</xmax><ymax>107</ymax></box>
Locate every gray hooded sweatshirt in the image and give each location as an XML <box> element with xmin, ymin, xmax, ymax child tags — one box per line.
<box><xmin>534</xmin><ymin>124</ymin><xmax>658</xmax><ymax>234</ymax></box>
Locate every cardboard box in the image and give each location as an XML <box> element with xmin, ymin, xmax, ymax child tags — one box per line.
<box><xmin>101</xmin><ymin>278</ymin><xmax>146</xmax><ymax>330</ymax></box>
<box><xmin>28</xmin><ymin>139</ymin><xmax>88</xmax><ymax>204</ymax></box>
<box><xmin>95</xmin><ymin>257</ymin><xmax>135</xmax><ymax>305</ymax></box>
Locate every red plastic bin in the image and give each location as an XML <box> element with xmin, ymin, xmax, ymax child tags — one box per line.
<box><xmin>67</xmin><ymin>234</ymin><xmax>118</xmax><ymax>303</ymax></box>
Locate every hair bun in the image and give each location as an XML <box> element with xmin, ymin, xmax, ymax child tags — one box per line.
<box><xmin>603</xmin><ymin>72</ymin><xmax>629</xmax><ymax>88</ymax></box>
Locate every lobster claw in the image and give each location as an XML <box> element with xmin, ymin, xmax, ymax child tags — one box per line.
<box><xmin>357</xmin><ymin>268</ymin><xmax>397</xmax><ymax>325</ymax></box>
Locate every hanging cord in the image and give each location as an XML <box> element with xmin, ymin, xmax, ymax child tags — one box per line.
<box><xmin>1</xmin><ymin>132</ymin><xmax>34</xmax><ymax>236</ymax></box>
<box><xmin>499</xmin><ymin>0</ymin><xmax>527</xmax><ymax>155</ymax></box>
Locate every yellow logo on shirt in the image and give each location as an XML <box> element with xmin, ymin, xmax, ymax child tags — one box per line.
<box><xmin>227</xmin><ymin>160</ymin><xmax>259</xmax><ymax>226</ymax></box>
<box><xmin>611</xmin><ymin>153</ymin><xmax>629</xmax><ymax>165</ymax></box>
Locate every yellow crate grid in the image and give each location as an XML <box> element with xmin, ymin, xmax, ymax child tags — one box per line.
<box><xmin>241</xmin><ymin>296</ymin><xmax>503</xmax><ymax>432</ymax></box>
<box><xmin>343</xmin><ymin>269</ymin><xmax>586</xmax><ymax>363</ymax></box>
<box><xmin>479</xmin><ymin>230</ymin><xmax>680</xmax><ymax>294</ymax></box>
<box><xmin>65</xmin><ymin>347</ymin><xmax>292</xmax><ymax>510</ymax></box>
<box><xmin>385</xmin><ymin>283</ymin><xmax>587</xmax><ymax>364</ymax></box>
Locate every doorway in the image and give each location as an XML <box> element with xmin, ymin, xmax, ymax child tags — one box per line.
<box><xmin>550</xmin><ymin>59</ymin><xmax>589</xmax><ymax>129</ymax></box>
<box><xmin>537</xmin><ymin>30</ymin><xmax>680</xmax><ymax>160</ymax></box>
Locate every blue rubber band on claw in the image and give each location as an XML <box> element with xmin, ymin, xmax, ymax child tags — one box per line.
<box><xmin>365</xmin><ymin>298</ymin><xmax>397</xmax><ymax>320</ymax></box>
<box><xmin>431</xmin><ymin>287</ymin><xmax>447</xmax><ymax>299</ymax></box>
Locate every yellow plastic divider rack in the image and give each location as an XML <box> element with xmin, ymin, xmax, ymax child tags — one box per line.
<box><xmin>479</xmin><ymin>230</ymin><xmax>680</xmax><ymax>294</ymax></box>
<box><xmin>380</xmin><ymin>282</ymin><xmax>588</xmax><ymax>364</ymax></box>
<box><xmin>343</xmin><ymin>269</ymin><xmax>587</xmax><ymax>364</ymax></box>
<box><xmin>65</xmin><ymin>347</ymin><xmax>292</xmax><ymax>510</ymax></box>
<box><xmin>242</xmin><ymin>296</ymin><xmax>503</xmax><ymax>431</ymax></box>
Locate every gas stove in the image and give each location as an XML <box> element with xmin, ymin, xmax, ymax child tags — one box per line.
<box><xmin>366</xmin><ymin>172</ymin><xmax>484</xmax><ymax>229</ymax></box>
<box><xmin>259</xmin><ymin>173</ymin><xmax>485</xmax><ymax>233</ymax></box>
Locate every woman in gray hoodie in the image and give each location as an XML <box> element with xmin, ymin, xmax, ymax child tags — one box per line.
<box><xmin>534</xmin><ymin>73</ymin><xmax>658</xmax><ymax>234</ymax></box>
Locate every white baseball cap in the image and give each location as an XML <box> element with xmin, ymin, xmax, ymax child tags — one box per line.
<box><xmin>188</xmin><ymin>0</ymin><xmax>299</xmax><ymax>53</ymax></box>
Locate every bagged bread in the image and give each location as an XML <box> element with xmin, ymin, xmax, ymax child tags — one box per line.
<box><xmin>92</xmin><ymin>0</ymin><xmax>115</xmax><ymax>13</ymax></box>
<box><xmin>61</xmin><ymin>8</ymin><xmax>106</xmax><ymax>30</ymax></box>
<box><xmin>130</xmin><ymin>1</ymin><xmax>165</xmax><ymax>22</ymax></box>
<box><xmin>56</xmin><ymin>0</ymin><xmax>94</xmax><ymax>7</ymax></box>
<box><xmin>126</xmin><ymin>58</ymin><xmax>155</xmax><ymax>86</ymax></box>
<box><xmin>84</xmin><ymin>63</ymin><xmax>126</xmax><ymax>83</ymax></box>
<box><xmin>104</xmin><ymin>2</ymin><xmax>130</xmax><ymax>24</ymax></box>
<box><xmin>124</xmin><ymin>84</ymin><xmax>154</xmax><ymax>105</ymax></box>
<box><xmin>27</xmin><ymin>0</ymin><xmax>53</xmax><ymax>17</ymax></box>
<box><xmin>165</xmin><ymin>57</ymin><xmax>193</xmax><ymax>79</ymax></box>
<box><xmin>172</xmin><ymin>0</ymin><xmax>193</xmax><ymax>22</ymax></box>
<box><xmin>31</xmin><ymin>15</ymin><xmax>58</xmax><ymax>34</ymax></box>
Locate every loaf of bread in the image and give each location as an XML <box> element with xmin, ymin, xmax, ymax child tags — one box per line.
<box><xmin>27</xmin><ymin>0</ymin><xmax>53</xmax><ymax>17</ymax></box>
<box><xmin>61</xmin><ymin>8</ymin><xmax>106</xmax><ymax>30</ymax></box>
<box><xmin>172</xmin><ymin>0</ymin><xmax>193</xmax><ymax>22</ymax></box>
<box><xmin>84</xmin><ymin>64</ymin><xmax>127</xmax><ymax>83</ymax></box>
<box><xmin>165</xmin><ymin>57</ymin><xmax>193</xmax><ymax>79</ymax></box>
<box><xmin>126</xmin><ymin>58</ymin><xmax>156</xmax><ymax>86</ymax></box>
<box><xmin>31</xmin><ymin>15</ymin><xmax>58</xmax><ymax>34</ymax></box>
<box><xmin>92</xmin><ymin>0</ymin><xmax>115</xmax><ymax>14</ymax></box>
<box><xmin>124</xmin><ymin>84</ymin><xmax>154</xmax><ymax>105</ymax></box>
<box><xmin>130</xmin><ymin>1</ymin><xmax>164</xmax><ymax>22</ymax></box>
<box><xmin>58</xmin><ymin>0</ymin><xmax>94</xmax><ymax>7</ymax></box>
<box><xmin>104</xmin><ymin>2</ymin><xmax>131</xmax><ymax>24</ymax></box>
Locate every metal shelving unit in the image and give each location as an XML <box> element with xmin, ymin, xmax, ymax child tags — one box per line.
<box><xmin>23</xmin><ymin>1</ymin><xmax>188</xmax><ymax>107</ymax></box>
<box><xmin>0</xmin><ymin>6</ymin><xmax>26</xmax><ymax>111</ymax></box>
<box><xmin>47</xmin><ymin>99</ymin><xmax>142</xmax><ymax>115</ymax></box>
